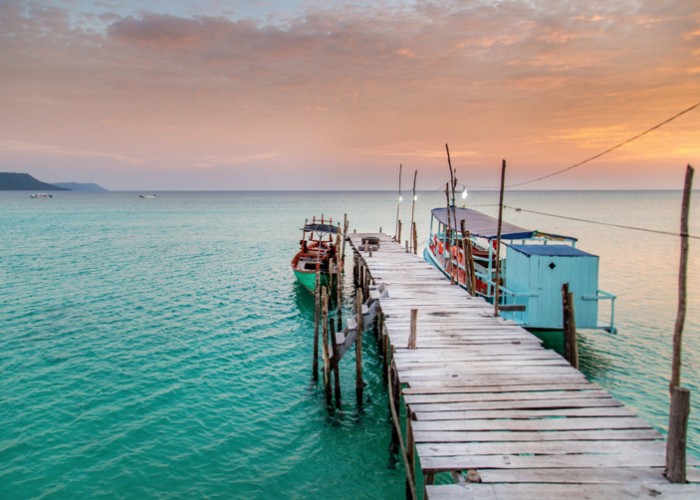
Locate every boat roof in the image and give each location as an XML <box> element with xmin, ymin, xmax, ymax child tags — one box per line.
<box><xmin>303</xmin><ymin>223</ymin><xmax>340</xmax><ymax>235</ymax></box>
<box><xmin>509</xmin><ymin>244</ymin><xmax>595</xmax><ymax>257</ymax></box>
<box><xmin>431</xmin><ymin>207</ymin><xmax>576</xmax><ymax>241</ymax></box>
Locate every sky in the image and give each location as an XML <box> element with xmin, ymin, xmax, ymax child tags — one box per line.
<box><xmin>1</xmin><ymin>0</ymin><xmax>699</xmax><ymax>190</ymax></box>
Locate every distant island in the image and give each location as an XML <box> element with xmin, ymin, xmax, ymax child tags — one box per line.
<box><xmin>0</xmin><ymin>172</ymin><xmax>108</xmax><ymax>191</ymax></box>
<box><xmin>53</xmin><ymin>182</ymin><xmax>109</xmax><ymax>192</ymax></box>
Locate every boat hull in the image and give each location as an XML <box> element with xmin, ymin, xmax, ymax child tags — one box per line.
<box><xmin>293</xmin><ymin>268</ymin><xmax>335</xmax><ymax>293</ymax></box>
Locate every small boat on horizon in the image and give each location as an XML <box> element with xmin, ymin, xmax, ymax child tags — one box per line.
<box><xmin>424</xmin><ymin>206</ymin><xmax>616</xmax><ymax>331</ymax></box>
<box><xmin>30</xmin><ymin>193</ymin><xmax>52</xmax><ymax>198</ymax></box>
<box><xmin>292</xmin><ymin>216</ymin><xmax>343</xmax><ymax>293</ymax></box>
<box><xmin>139</xmin><ymin>194</ymin><xmax>157</xmax><ymax>199</ymax></box>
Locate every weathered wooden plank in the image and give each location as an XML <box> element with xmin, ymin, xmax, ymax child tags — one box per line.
<box><xmin>403</xmin><ymin>382</ymin><xmax>594</xmax><ymax>395</ymax></box>
<box><xmin>412</xmin><ymin>429</ymin><xmax>663</xmax><ymax>443</ymax></box>
<box><xmin>414</xmin><ymin>406</ymin><xmax>634</xmax><ymax>421</ymax></box>
<box><xmin>425</xmin><ymin>483</ymin><xmax>700</xmax><ymax>499</ymax></box>
<box><xmin>476</xmin><ymin>466</ymin><xmax>700</xmax><ymax>484</ymax></box>
<box><xmin>420</xmin><ymin>451</ymin><xmax>673</xmax><ymax>472</ymax></box>
<box><xmin>416</xmin><ymin>439</ymin><xmax>667</xmax><ymax>457</ymax></box>
<box><xmin>404</xmin><ymin>389</ymin><xmax>612</xmax><ymax>405</ymax></box>
<box><xmin>409</xmin><ymin>397</ymin><xmax>623</xmax><ymax>413</ymax></box>
<box><xmin>412</xmin><ymin>416</ymin><xmax>655</xmax><ymax>432</ymax></box>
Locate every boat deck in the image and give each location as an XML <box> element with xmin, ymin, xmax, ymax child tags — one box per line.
<box><xmin>348</xmin><ymin>232</ymin><xmax>699</xmax><ymax>499</ymax></box>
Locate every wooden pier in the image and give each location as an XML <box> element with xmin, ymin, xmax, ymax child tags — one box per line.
<box><xmin>348</xmin><ymin>232</ymin><xmax>699</xmax><ymax>499</ymax></box>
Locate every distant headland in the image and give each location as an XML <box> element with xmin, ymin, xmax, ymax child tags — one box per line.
<box><xmin>0</xmin><ymin>172</ymin><xmax>108</xmax><ymax>192</ymax></box>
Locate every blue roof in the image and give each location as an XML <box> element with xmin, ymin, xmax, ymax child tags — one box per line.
<box><xmin>509</xmin><ymin>244</ymin><xmax>596</xmax><ymax>257</ymax></box>
<box><xmin>431</xmin><ymin>207</ymin><xmax>576</xmax><ymax>241</ymax></box>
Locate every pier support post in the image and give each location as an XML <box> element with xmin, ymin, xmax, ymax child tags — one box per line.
<box><xmin>330</xmin><ymin>320</ymin><xmax>341</xmax><ymax>408</ymax></box>
<box><xmin>562</xmin><ymin>283</ymin><xmax>579</xmax><ymax>369</ymax></box>
<box><xmin>666</xmin><ymin>386</ymin><xmax>691</xmax><ymax>482</ymax></box>
<box><xmin>405</xmin><ymin>411</ymin><xmax>416</xmax><ymax>500</ymax></box>
<box><xmin>356</xmin><ymin>288</ymin><xmax>364</xmax><ymax>407</ymax></box>
<box><xmin>321</xmin><ymin>288</ymin><xmax>332</xmax><ymax>406</ymax></box>
<box><xmin>312</xmin><ymin>268</ymin><xmax>321</xmax><ymax>381</ymax></box>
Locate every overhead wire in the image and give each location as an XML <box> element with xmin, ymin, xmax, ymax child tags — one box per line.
<box><xmin>504</xmin><ymin>205</ymin><xmax>700</xmax><ymax>240</ymax></box>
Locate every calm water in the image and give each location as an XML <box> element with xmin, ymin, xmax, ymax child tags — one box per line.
<box><xmin>1</xmin><ymin>190</ymin><xmax>698</xmax><ymax>498</ymax></box>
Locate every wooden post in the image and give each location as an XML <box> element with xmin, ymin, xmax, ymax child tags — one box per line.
<box><xmin>666</xmin><ymin>386</ymin><xmax>691</xmax><ymax>482</ymax></box>
<box><xmin>562</xmin><ymin>282</ymin><xmax>579</xmax><ymax>369</ymax></box>
<box><xmin>670</xmin><ymin>164</ymin><xmax>694</xmax><ymax>392</ymax></box>
<box><xmin>356</xmin><ymin>287</ymin><xmax>364</xmax><ymax>407</ymax></box>
<box><xmin>321</xmin><ymin>287</ymin><xmax>332</xmax><ymax>405</ymax></box>
<box><xmin>409</xmin><ymin>169</ymin><xmax>417</xmax><ymax>253</ymax></box>
<box><xmin>389</xmin><ymin>363</ymin><xmax>400</xmax><ymax>455</ymax></box>
<box><xmin>405</xmin><ymin>240</ymin><xmax>409</xmax><ymax>253</ymax></box>
<box><xmin>312</xmin><ymin>266</ymin><xmax>321</xmax><ymax>381</ymax></box>
<box><xmin>336</xmin><ymin>256</ymin><xmax>342</xmax><ymax>330</ymax></box>
<box><xmin>412</xmin><ymin>222</ymin><xmax>417</xmax><ymax>256</ymax></box>
<box><xmin>330</xmin><ymin>320</ymin><xmax>341</xmax><ymax>408</ymax></box>
<box><xmin>493</xmin><ymin>159</ymin><xmax>506</xmax><ymax>316</ymax></box>
<box><xmin>407</xmin><ymin>308</ymin><xmax>418</xmax><ymax>349</ymax></box>
<box><xmin>406</xmin><ymin>411</ymin><xmax>416</xmax><ymax>500</ymax></box>
<box><xmin>396</xmin><ymin>164</ymin><xmax>402</xmax><ymax>241</ymax></box>
<box><xmin>665</xmin><ymin>164</ymin><xmax>694</xmax><ymax>483</ymax></box>
<box><xmin>444</xmin><ymin>183</ymin><xmax>454</xmax><ymax>285</ymax></box>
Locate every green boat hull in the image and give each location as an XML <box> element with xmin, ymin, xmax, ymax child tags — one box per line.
<box><xmin>293</xmin><ymin>268</ymin><xmax>335</xmax><ymax>293</ymax></box>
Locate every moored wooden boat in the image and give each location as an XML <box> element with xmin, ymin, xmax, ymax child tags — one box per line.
<box><xmin>424</xmin><ymin>206</ymin><xmax>616</xmax><ymax>331</ymax></box>
<box><xmin>292</xmin><ymin>216</ymin><xmax>343</xmax><ymax>293</ymax></box>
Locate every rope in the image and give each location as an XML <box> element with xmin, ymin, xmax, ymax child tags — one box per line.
<box><xmin>502</xmin><ymin>100</ymin><xmax>700</xmax><ymax>188</ymax></box>
<box><xmin>504</xmin><ymin>205</ymin><xmax>700</xmax><ymax>240</ymax></box>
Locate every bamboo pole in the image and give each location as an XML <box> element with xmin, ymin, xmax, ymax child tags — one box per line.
<box><xmin>493</xmin><ymin>159</ymin><xmax>506</xmax><ymax>316</ymax></box>
<box><xmin>336</xmin><ymin>255</ymin><xmax>342</xmax><ymax>330</ymax></box>
<box><xmin>445</xmin><ymin>143</ymin><xmax>457</xmax><ymax>229</ymax></box>
<box><xmin>397</xmin><ymin>220</ymin><xmax>402</xmax><ymax>246</ymax></box>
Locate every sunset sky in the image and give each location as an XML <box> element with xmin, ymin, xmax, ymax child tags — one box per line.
<box><xmin>1</xmin><ymin>0</ymin><xmax>699</xmax><ymax>190</ymax></box>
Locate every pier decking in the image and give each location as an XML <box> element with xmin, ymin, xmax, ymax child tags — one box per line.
<box><xmin>348</xmin><ymin>233</ymin><xmax>699</xmax><ymax>499</ymax></box>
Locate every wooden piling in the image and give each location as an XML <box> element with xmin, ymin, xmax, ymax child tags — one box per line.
<box><xmin>493</xmin><ymin>159</ymin><xmax>506</xmax><ymax>316</ymax></box>
<box><xmin>406</xmin><ymin>411</ymin><xmax>416</xmax><ymax>500</ymax></box>
<box><xmin>312</xmin><ymin>267</ymin><xmax>321</xmax><ymax>381</ymax></box>
<box><xmin>396</xmin><ymin>164</ymin><xmax>402</xmax><ymax>242</ymax></box>
<box><xmin>665</xmin><ymin>164</ymin><xmax>694</xmax><ymax>483</ymax></box>
<box><xmin>356</xmin><ymin>287</ymin><xmax>364</xmax><ymax>406</ymax></box>
<box><xmin>321</xmin><ymin>287</ymin><xmax>332</xmax><ymax>405</ymax></box>
<box><xmin>666</xmin><ymin>386</ymin><xmax>691</xmax><ymax>483</ymax></box>
<box><xmin>407</xmin><ymin>308</ymin><xmax>418</xmax><ymax>349</ymax></box>
<box><xmin>562</xmin><ymin>282</ymin><xmax>579</xmax><ymax>369</ymax></box>
<box><xmin>412</xmin><ymin>222</ymin><xmax>417</xmax><ymax>256</ymax></box>
<box><xmin>670</xmin><ymin>164</ymin><xmax>694</xmax><ymax>392</ymax></box>
<box><xmin>409</xmin><ymin>170</ymin><xmax>417</xmax><ymax>254</ymax></box>
<box><xmin>330</xmin><ymin>319</ymin><xmax>341</xmax><ymax>408</ymax></box>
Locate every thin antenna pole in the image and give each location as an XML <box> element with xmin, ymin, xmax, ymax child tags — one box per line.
<box><xmin>494</xmin><ymin>159</ymin><xmax>507</xmax><ymax>317</ymax></box>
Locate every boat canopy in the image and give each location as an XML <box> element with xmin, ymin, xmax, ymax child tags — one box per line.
<box><xmin>431</xmin><ymin>207</ymin><xmax>576</xmax><ymax>242</ymax></box>
<box><xmin>303</xmin><ymin>223</ymin><xmax>340</xmax><ymax>235</ymax></box>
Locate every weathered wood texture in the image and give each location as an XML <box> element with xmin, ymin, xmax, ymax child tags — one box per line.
<box><xmin>348</xmin><ymin>233</ymin><xmax>699</xmax><ymax>499</ymax></box>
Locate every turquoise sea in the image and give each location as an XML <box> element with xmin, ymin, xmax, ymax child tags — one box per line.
<box><xmin>1</xmin><ymin>190</ymin><xmax>698</xmax><ymax>498</ymax></box>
